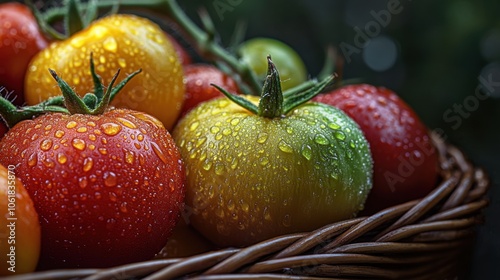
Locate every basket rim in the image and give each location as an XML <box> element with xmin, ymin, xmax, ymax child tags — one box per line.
<box><xmin>4</xmin><ymin>132</ymin><xmax>491</xmax><ymax>280</ymax></box>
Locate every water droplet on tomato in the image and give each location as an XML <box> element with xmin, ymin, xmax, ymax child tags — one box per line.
<box><xmin>282</xmin><ymin>214</ymin><xmax>291</xmax><ymax>227</ymax></box>
<box><xmin>83</xmin><ymin>158</ymin><xmax>93</xmax><ymax>172</ymax></box>
<box><xmin>57</xmin><ymin>153</ymin><xmax>67</xmax><ymax>164</ymax></box>
<box><xmin>77</xmin><ymin>126</ymin><xmax>87</xmax><ymax>133</ymax></box>
<box><xmin>314</xmin><ymin>134</ymin><xmax>329</xmax><ymax>145</ymax></box>
<box><xmin>103</xmin><ymin>37</ymin><xmax>118</xmax><ymax>52</ymax></box>
<box><xmin>328</xmin><ymin>122</ymin><xmax>341</xmax><ymax>130</ymax></box>
<box><xmin>137</xmin><ymin>134</ymin><xmax>144</xmax><ymax>142</ymax></box>
<box><xmin>101</xmin><ymin>123</ymin><xmax>121</xmax><ymax>136</ymax></box>
<box><xmin>55</xmin><ymin>130</ymin><xmax>65</xmax><ymax>138</ymax></box>
<box><xmin>335</xmin><ymin>131</ymin><xmax>346</xmax><ymax>141</ymax></box>
<box><xmin>151</xmin><ymin>142</ymin><xmax>167</xmax><ymax>164</ymax></box>
<box><xmin>28</xmin><ymin>153</ymin><xmax>37</xmax><ymax>167</ymax></box>
<box><xmin>78</xmin><ymin>177</ymin><xmax>88</xmax><ymax>189</ymax></box>
<box><xmin>120</xmin><ymin>202</ymin><xmax>128</xmax><ymax>213</ymax></box>
<box><xmin>125</xmin><ymin>150</ymin><xmax>135</xmax><ymax>164</ymax></box>
<box><xmin>66</xmin><ymin>121</ymin><xmax>77</xmax><ymax>129</ymax></box>
<box><xmin>260</xmin><ymin>157</ymin><xmax>269</xmax><ymax>166</ymax></box>
<box><xmin>104</xmin><ymin>171</ymin><xmax>117</xmax><ymax>187</ymax></box>
<box><xmin>117</xmin><ymin>117</ymin><xmax>137</xmax><ymax>129</ymax></box>
<box><xmin>40</xmin><ymin>139</ymin><xmax>53</xmax><ymax>151</ymax></box>
<box><xmin>109</xmin><ymin>192</ymin><xmax>117</xmax><ymax>202</ymax></box>
<box><xmin>215</xmin><ymin>207</ymin><xmax>225</xmax><ymax>218</ymax></box>
<box><xmin>215</xmin><ymin>163</ymin><xmax>225</xmax><ymax>175</ymax></box>
<box><xmin>301</xmin><ymin>144</ymin><xmax>312</xmax><ymax>160</ymax></box>
<box><xmin>257</xmin><ymin>132</ymin><xmax>268</xmax><ymax>144</ymax></box>
<box><xmin>72</xmin><ymin>138</ymin><xmax>86</xmax><ymax>150</ymax></box>
<box><xmin>263</xmin><ymin>207</ymin><xmax>272</xmax><ymax>221</ymax></box>
<box><xmin>202</xmin><ymin>160</ymin><xmax>212</xmax><ymax>171</ymax></box>
<box><xmin>98</xmin><ymin>148</ymin><xmax>107</xmax><ymax>155</ymax></box>
<box><xmin>278</xmin><ymin>140</ymin><xmax>293</xmax><ymax>153</ymax></box>
<box><xmin>241</xmin><ymin>201</ymin><xmax>249</xmax><ymax>213</ymax></box>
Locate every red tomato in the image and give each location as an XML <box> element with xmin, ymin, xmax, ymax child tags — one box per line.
<box><xmin>181</xmin><ymin>64</ymin><xmax>240</xmax><ymax>116</ymax></box>
<box><xmin>0</xmin><ymin>3</ymin><xmax>48</xmax><ymax>105</ymax></box>
<box><xmin>314</xmin><ymin>84</ymin><xmax>439</xmax><ymax>213</ymax></box>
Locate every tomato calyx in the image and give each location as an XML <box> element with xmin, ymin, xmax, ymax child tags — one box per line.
<box><xmin>0</xmin><ymin>54</ymin><xmax>141</xmax><ymax>128</ymax></box>
<box><xmin>212</xmin><ymin>56</ymin><xmax>335</xmax><ymax>119</ymax></box>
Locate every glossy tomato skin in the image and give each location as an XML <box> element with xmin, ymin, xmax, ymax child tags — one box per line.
<box><xmin>0</xmin><ymin>164</ymin><xmax>41</xmax><ymax>275</ymax></box>
<box><xmin>0</xmin><ymin>109</ymin><xmax>185</xmax><ymax>269</ymax></box>
<box><xmin>238</xmin><ymin>38</ymin><xmax>307</xmax><ymax>91</ymax></box>
<box><xmin>181</xmin><ymin>64</ymin><xmax>240</xmax><ymax>116</ymax></box>
<box><xmin>313</xmin><ymin>84</ymin><xmax>439</xmax><ymax>213</ymax></box>
<box><xmin>173</xmin><ymin>97</ymin><xmax>373</xmax><ymax>247</ymax></box>
<box><xmin>0</xmin><ymin>2</ymin><xmax>49</xmax><ymax>105</ymax></box>
<box><xmin>24</xmin><ymin>14</ymin><xmax>185</xmax><ymax>130</ymax></box>
<box><xmin>165</xmin><ymin>32</ymin><xmax>192</xmax><ymax>65</ymax></box>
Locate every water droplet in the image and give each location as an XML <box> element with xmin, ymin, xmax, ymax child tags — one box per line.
<box><xmin>151</xmin><ymin>142</ymin><xmax>167</xmax><ymax>164</ymax></box>
<box><xmin>118</xmin><ymin>58</ymin><xmax>127</xmax><ymax>68</ymax></box>
<box><xmin>137</xmin><ymin>134</ymin><xmax>144</xmax><ymax>142</ymax></box>
<box><xmin>215</xmin><ymin>207</ymin><xmax>225</xmax><ymax>218</ymax></box>
<box><xmin>301</xmin><ymin>144</ymin><xmax>312</xmax><ymax>160</ymax></box>
<box><xmin>109</xmin><ymin>192</ymin><xmax>118</xmax><ymax>202</ymax></box>
<box><xmin>76</xmin><ymin>126</ymin><xmax>87</xmax><ymax>133</ymax></box>
<box><xmin>125</xmin><ymin>150</ymin><xmax>135</xmax><ymax>164</ymax></box>
<box><xmin>103</xmin><ymin>37</ymin><xmax>118</xmax><ymax>52</ymax></box>
<box><xmin>260</xmin><ymin>157</ymin><xmax>269</xmax><ymax>166</ymax></box>
<box><xmin>40</xmin><ymin>139</ymin><xmax>53</xmax><ymax>151</ymax></box>
<box><xmin>43</xmin><ymin>159</ymin><xmax>55</xmax><ymax>168</ymax></box>
<box><xmin>72</xmin><ymin>76</ymin><xmax>80</xmax><ymax>85</ymax></box>
<box><xmin>55</xmin><ymin>130</ymin><xmax>65</xmax><ymax>138</ymax></box>
<box><xmin>328</xmin><ymin>122</ymin><xmax>340</xmax><ymax>130</ymax></box>
<box><xmin>120</xmin><ymin>202</ymin><xmax>128</xmax><ymax>213</ymax></box>
<box><xmin>72</xmin><ymin>138</ymin><xmax>86</xmax><ymax>150</ymax></box>
<box><xmin>278</xmin><ymin>140</ymin><xmax>293</xmax><ymax>153</ymax></box>
<box><xmin>227</xmin><ymin>200</ymin><xmax>235</xmax><ymax>211</ymax></box>
<box><xmin>230</xmin><ymin>118</ymin><xmax>240</xmax><ymax>126</ymax></box>
<box><xmin>57</xmin><ymin>153</ymin><xmax>67</xmax><ymax>164</ymax></box>
<box><xmin>282</xmin><ymin>214</ymin><xmax>291</xmax><ymax>227</ymax></box>
<box><xmin>28</xmin><ymin>153</ymin><xmax>37</xmax><ymax>167</ymax></box>
<box><xmin>117</xmin><ymin>117</ymin><xmax>137</xmax><ymax>129</ymax></box>
<box><xmin>350</xmin><ymin>140</ymin><xmax>356</xmax><ymax>148</ymax></box>
<box><xmin>78</xmin><ymin>177</ymin><xmax>88</xmax><ymax>188</ymax></box>
<box><xmin>196</xmin><ymin>137</ymin><xmax>207</xmax><ymax>148</ymax></box>
<box><xmin>104</xmin><ymin>172</ymin><xmax>117</xmax><ymax>187</ymax></box>
<box><xmin>189</xmin><ymin>121</ymin><xmax>199</xmax><ymax>131</ymax></box>
<box><xmin>101</xmin><ymin>123</ymin><xmax>122</xmax><ymax>136</ymax></box>
<box><xmin>66</xmin><ymin>121</ymin><xmax>77</xmax><ymax>129</ymax></box>
<box><xmin>98</xmin><ymin>148</ymin><xmax>107</xmax><ymax>155</ymax></box>
<box><xmin>241</xmin><ymin>201</ymin><xmax>249</xmax><ymax>212</ymax></box>
<box><xmin>215</xmin><ymin>163</ymin><xmax>225</xmax><ymax>175</ymax></box>
<box><xmin>264</xmin><ymin>207</ymin><xmax>272</xmax><ymax>221</ymax></box>
<box><xmin>210</xmin><ymin>126</ymin><xmax>220</xmax><ymax>134</ymax></box>
<box><xmin>314</xmin><ymin>134</ymin><xmax>329</xmax><ymax>145</ymax></box>
<box><xmin>83</xmin><ymin>157</ymin><xmax>93</xmax><ymax>172</ymax></box>
<box><xmin>202</xmin><ymin>160</ymin><xmax>212</xmax><ymax>171</ymax></box>
<box><xmin>222</xmin><ymin>128</ymin><xmax>231</xmax><ymax>136</ymax></box>
<box><xmin>257</xmin><ymin>132</ymin><xmax>268</xmax><ymax>144</ymax></box>
<box><xmin>335</xmin><ymin>131</ymin><xmax>346</xmax><ymax>141</ymax></box>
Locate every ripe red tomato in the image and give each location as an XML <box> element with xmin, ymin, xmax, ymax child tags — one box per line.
<box><xmin>181</xmin><ymin>64</ymin><xmax>240</xmax><ymax>116</ymax></box>
<box><xmin>0</xmin><ymin>164</ymin><xmax>41</xmax><ymax>275</ymax></box>
<box><xmin>313</xmin><ymin>84</ymin><xmax>439</xmax><ymax>213</ymax></box>
<box><xmin>24</xmin><ymin>14</ymin><xmax>185</xmax><ymax>130</ymax></box>
<box><xmin>0</xmin><ymin>108</ymin><xmax>185</xmax><ymax>269</ymax></box>
<box><xmin>0</xmin><ymin>2</ymin><xmax>49</xmax><ymax>106</ymax></box>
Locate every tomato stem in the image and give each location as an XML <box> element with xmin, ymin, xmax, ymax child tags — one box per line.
<box><xmin>258</xmin><ymin>56</ymin><xmax>283</xmax><ymax>118</ymax></box>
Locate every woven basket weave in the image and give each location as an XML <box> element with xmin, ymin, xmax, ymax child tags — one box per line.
<box><xmin>6</xmin><ymin>132</ymin><xmax>490</xmax><ymax>280</ymax></box>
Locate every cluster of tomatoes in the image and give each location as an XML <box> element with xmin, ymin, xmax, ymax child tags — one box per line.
<box><xmin>0</xmin><ymin>1</ymin><xmax>439</xmax><ymax>275</ymax></box>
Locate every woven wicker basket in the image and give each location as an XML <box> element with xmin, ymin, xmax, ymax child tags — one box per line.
<box><xmin>5</xmin><ymin>132</ymin><xmax>490</xmax><ymax>280</ymax></box>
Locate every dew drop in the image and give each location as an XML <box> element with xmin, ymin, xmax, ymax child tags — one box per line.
<box><xmin>109</xmin><ymin>192</ymin><xmax>118</xmax><ymax>202</ymax></box>
<box><xmin>151</xmin><ymin>142</ymin><xmax>167</xmax><ymax>164</ymax></box>
<box><xmin>83</xmin><ymin>157</ymin><xmax>93</xmax><ymax>172</ymax></box>
<box><xmin>55</xmin><ymin>130</ymin><xmax>65</xmax><ymax>138</ymax></box>
<box><xmin>230</xmin><ymin>118</ymin><xmax>240</xmax><ymax>126</ymax></box>
<box><xmin>260</xmin><ymin>157</ymin><xmax>269</xmax><ymax>166</ymax></box>
<box><xmin>328</xmin><ymin>122</ymin><xmax>341</xmax><ymax>130</ymax></box>
<box><xmin>101</xmin><ymin>123</ymin><xmax>122</xmax><ymax>136</ymax></box>
<box><xmin>241</xmin><ymin>201</ymin><xmax>249</xmax><ymax>213</ymax></box>
<box><xmin>28</xmin><ymin>153</ymin><xmax>37</xmax><ymax>167</ymax></box>
<box><xmin>282</xmin><ymin>214</ymin><xmax>291</xmax><ymax>227</ymax></box>
<box><xmin>57</xmin><ymin>153</ymin><xmax>67</xmax><ymax>164</ymax></box>
<box><xmin>227</xmin><ymin>200</ymin><xmax>235</xmax><ymax>211</ymax></box>
<box><xmin>210</xmin><ymin>126</ymin><xmax>220</xmax><ymax>134</ymax></box>
<box><xmin>301</xmin><ymin>144</ymin><xmax>312</xmax><ymax>160</ymax></box>
<box><xmin>78</xmin><ymin>177</ymin><xmax>88</xmax><ymax>188</ymax></box>
<box><xmin>66</xmin><ymin>121</ymin><xmax>77</xmax><ymax>129</ymax></box>
<box><xmin>189</xmin><ymin>121</ymin><xmax>199</xmax><ymax>131</ymax></box>
<box><xmin>103</xmin><ymin>37</ymin><xmax>118</xmax><ymax>52</ymax></box>
<box><xmin>335</xmin><ymin>131</ymin><xmax>346</xmax><ymax>141</ymax></box>
<box><xmin>264</xmin><ymin>207</ymin><xmax>272</xmax><ymax>221</ymax></box>
<box><xmin>137</xmin><ymin>134</ymin><xmax>144</xmax><ymax>141</ymax></box>
<box><xmin>215</xmin><ymin>163</ymin><xmax>225</xmax><ymax>175</ymax></box>
<box><xmin>40</xmin><ymin>139</ymin><xmax>53</xmax><ymax>151</ymax></box>
<box><xmin>104</xmin><ymin>172</ymin><xmax>117</xmax><ymax>187</ymax></box>
<box><xmin>72</xmin><ymin>138</ymin><xmax>86</xmax><ymax>150</ymax></box>
<box><xmin>120</xmin><ymin>202</ymin><xmax>128</xmax><ymax>213</ymax></box>
<box><xmin>202</xmin><ymin>160</ymin><xmax>212</xmax><ymax>171</ymax></box>
<box><xmin>98</xmin><ymin>148</ymin><xmax>108</xmax><ymax>155</ymax></box>
<box><xmin>278</xmin><ymin>140</ymin><xmax>293</xmax><ymax>153</ymax></box>
<box><xmin>257</xmin><ymin>132</ymin><xmax>268</xmax><ymax>144</ymax></box>
<box><xmin>125</xmin><ymin>150</ymin><xmax>135</xmax><ymax>164</ymax></box>
<box><xmin>118</xmin><ymin>58</ymin><xmax>127</xmax><ymax>68</ymax></box>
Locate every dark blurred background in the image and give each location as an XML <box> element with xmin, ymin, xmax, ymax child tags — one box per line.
<box><xmin>176</xmin><ymin>0</ymin><xmax>500</xmax><ymax>279</ymax></box>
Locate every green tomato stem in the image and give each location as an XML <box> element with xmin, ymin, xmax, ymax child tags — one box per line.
<box><xmin>258</xmin><ymin>56</ymin><xmax>283</xmax><ymax>118</ymax></box>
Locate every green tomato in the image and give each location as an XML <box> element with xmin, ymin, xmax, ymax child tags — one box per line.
<box><xmin>238</xmin><ymin>38</ymin><xmax>308</xmax><ymax>91</ymax></box>
<box><xmin>173</xmin><ymin>96</ymin><xmax>373</xmax><ymax>247</ymax></box>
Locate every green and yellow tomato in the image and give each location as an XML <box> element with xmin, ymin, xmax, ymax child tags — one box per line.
<box><xmin>173</xmin><ymin>58</ymin><xmax>372</xmax><ymax>247</ymax></box>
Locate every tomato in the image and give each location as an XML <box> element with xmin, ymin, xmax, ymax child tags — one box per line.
<box><xmin>156</xmin><ymin>219</ymin><xmax>214</xmax><ymax>258</ymax></box>
<box><xmin>238</xmin><ymin>38</ymin><xmax>308</xmax><ymax>91</ymax></box>
<box><xmin>180</xmin><ymin>64</ymin><xmax>240</xmax><ymax>116</ymax></box>
<box><xmin>0</xmin><ymin>164</ymin><xmax>41</xmax><ymax>275</ymax></box>
<box><xmin>0</xmin><ymin>2</ymin><xmax>49</xmax><ymax>106</ymax></box>
<box><xmin>0</xmin><ymin>64</ymin><xmax>185</xmax><ymax>269</ymax></box>
<box><xmin>24</xmin><ymin>14</ymin><xmax>185</xmax><ymax>131</ymax></box>
<box><xmin>173</xmin><ymin>59</ymin><xmax>372</xmax><ymax>247</ymax></box>
<box><xmin>313</xmin><ymin>84</ymin><xmax>439</xmax><ymax>213</ymax></box>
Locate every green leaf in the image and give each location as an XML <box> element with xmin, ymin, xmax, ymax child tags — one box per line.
<box><xmin>211</xmin><ymin>84</ymin><xmax>259</xmax><ymax>115</ymax></box>
<box><xmin>283</xmin><ymin>75</ymin><xmax>335</xmax><ymax>115</ymax></box>
<box><xmin>65</xmin><ymin>0</ymin><xmax>85</xmax><ymax>36</ymax></box>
